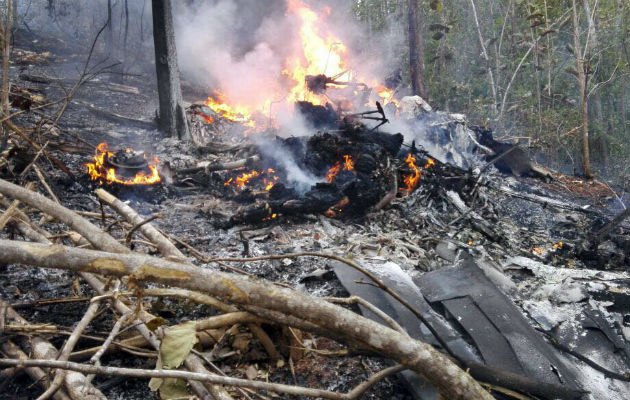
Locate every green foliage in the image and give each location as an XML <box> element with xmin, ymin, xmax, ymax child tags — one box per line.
<box><xmin>353</xmin><ymin>0</ymin><xmax>630</xmax><ymax>180</ymax></box>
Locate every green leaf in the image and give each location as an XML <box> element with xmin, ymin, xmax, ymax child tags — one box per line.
<box><xmin>160</xmin><ymin>321</ymin><xmax>198</xmax><ymax>369</ymax></box>
<box><xmin>430</xmin><ymin>0</ymin><xmax>443</xmax><ymax>12</ymax></box>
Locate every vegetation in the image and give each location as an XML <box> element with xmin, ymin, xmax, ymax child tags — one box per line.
<box><xmin>353</xmin><ymin>0</ymin><xmax>630</xmax><ymax>182</ymax></box>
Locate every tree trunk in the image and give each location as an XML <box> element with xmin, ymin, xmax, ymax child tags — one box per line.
<box><xmin>1</xmin><ymin>0</ymin><xmax>12</xmax><ymax>151</ymax></box>
<box><xmin>571</xmin><ymin>0</ymin><xmax>592</xmax><ymax>178</ymax></box>
<box><xmin>407</xmin><ymin>0</ymin><xmax>425</xmax><ymax>98</ymax></box>
<box><xmin>152</xmin><ymin>0</ymin><xmax>190</xmax><ymax>140</ymax></box>
<box><xmin>105</xmin><ymin>0</ymin><xmax>123</xmax><ymax>84</ymax></box>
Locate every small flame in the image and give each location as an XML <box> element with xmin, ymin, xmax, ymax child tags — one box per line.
<box><xmin>402</xmin><ymin>154</ymin><xmax>421</xmax><ymax>193</ymax></box>
<box><xmin>85</xmin><ymin>143</ymin><xmax>161</xmax><ymax>186</ymax></box>
<box><xmin>327</xmin><ymin>155</ymin><xmax>354</xmax><ymax>182</ymax></box>
<box><xmin>553</xmin><ymin>241</ymin><xmax>563</xmax><ymax>249</ymax></box>
<box><xmin>236</xmin><ymin>170</ymin><xmax>261</xmax><ymax>187</ymax></box>
<box><xmin>225</xmin><ymin>168</ymin><xmax>279</xmax><ymax>191</ymax></box>
<box><xmin>373</xmin><ymin>85</ymin><xmax>399</xmax><ymax>107</ymax></box>
<box><xmin>401</xmin><ymin>155</ymin><xmax>435</xmax><ymax>194</ymax></box>
<box><xmin>324</xmin><ymin>196</ymin><xmax>350</xmax><ymax>218</ymax></box>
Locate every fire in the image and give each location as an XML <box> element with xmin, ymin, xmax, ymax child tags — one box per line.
<box><xmin>284</xmin><ymin>0</ymin><xmax>348</xmax><ymax>106</ymax></box>
<box><xmin>327</xmin><ymin>155</ymin><xmax>354</xmax><ymax>182</ymax></box>
<box><xmin>85</xmin><ymin>143</ymin><xmax>161</xmax><ymax>186</ymax></box>
<box><xmin>401</xmin><ymin>154</ymin><xmax>421</xmax><ymax>193</ymax></box>
<box><xmin>400</xmin><ymin>154</ymin><xmax>435</xmax><ymax>194</ymax></box>
<box><xmin>205</xmin><ymin>92</ymin><xmax>256</xmax><ymax>129</ymax></box>
<box><xmin>200</xmin><ymin>0</ymin><xmax>398</xmax><ymax>130</ymax></box>
<box><xmin>373</xmin><ymin>85</ymin><xmax>399</xmax><ymax>107</ymax></box>
<box><xmin>225</xmin><ymin>168</ymin><xmax>279</xmax><ymax>191</ymax></box>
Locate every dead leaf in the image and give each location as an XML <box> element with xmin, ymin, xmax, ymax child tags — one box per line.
<box><xmin>146</xmin><ymin>316</ymin><xmax>168</xmax><ymax>332</ymax></box>
<box><xmin>157</xmin><ymin>378</ymin><xmax>191</xmax><ymax>400</ymax></box>
<box><xmin>245</xmin><ymin>365</ymin><xmax>258</xmax><ymax>380</ymax></box>
<box><xmin>160</xmin><ymin>321</ymin><xmax>198</xmax><ymax>369</ymax></box>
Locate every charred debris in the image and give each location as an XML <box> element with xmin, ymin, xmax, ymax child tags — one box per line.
<box><xmin>1</xmin><ymin>28</ymin><xmax>630</xmax><ymax>400</ymax></box>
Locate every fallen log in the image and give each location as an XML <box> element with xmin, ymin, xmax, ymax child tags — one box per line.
<box><xmin>0</xmin><ymin>239</ymin><xmax>493</xmax><ymax>400</ymax></box>
<box><xmin>177</xmin><ymin>155</ymin><xmax>261</xmax><ymax>174</ymax></box>
<box><xmin>0</xmin><ymin>300</ymin><xmax>106</xmax><ymax>400</ymax></box>
<box><xmin>0</xmin><ymin>341</ymin><xmax>73</xmax><ymax>400</ymax></box>
<box><xmin>71</xmin><ymin>100</ymin><xmax>155</xmax><ymax>130</ymax></box>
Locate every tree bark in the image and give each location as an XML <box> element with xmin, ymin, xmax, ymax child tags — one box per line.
<box><xmin>571</xmin><ymin>0</ymin><xmax>592</xmax><ymax>178</ymax></box>
<box><xmin>469</xmin><ymin>0</ymin><xmax>498</xmax><ymax>114</ymax></box>
<box><xmin>152</xmin><ymin>0</ymin><xmax>190</xmax><ymax>140</ymax></box>
<box><xmin>407</xmin><ymin>0</ymin><xmax>425</xmax><ymax>98</ymax></box>
<box><xmin>2</xmin><ymin>0</ymin><xmax>12</xmax><ymax>123</ymax></box>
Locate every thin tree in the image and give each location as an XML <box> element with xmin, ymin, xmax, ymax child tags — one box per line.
<box><xmin>407</xmin><ymin>0</ymin><xmax>425</xmax><ymax>98</ymax></box>
<box><xmin>571</xmin><ymin>0</ymin><xmax>592</xmax><ymax>178</ymax></box>
<box><xmin>152</xmin><ymin>0</ymin><xmax>190</xmax><ymax>140</ymax></box>
<box><xmin>1</xmin><ymin>0</ymin><xmax>12</xmax><ymax>151</ymax></box>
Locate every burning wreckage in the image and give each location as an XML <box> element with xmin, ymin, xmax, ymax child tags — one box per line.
<box><xmin>1</xmin><ymin>2</ymin><xmax>630</xmax><ymax>400</ymax></box>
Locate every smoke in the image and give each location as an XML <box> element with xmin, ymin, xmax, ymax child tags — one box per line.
<box><xmin>173</xmin><ymin>0</ymin><xmax>395</xmax><ymax>133</ymax></box>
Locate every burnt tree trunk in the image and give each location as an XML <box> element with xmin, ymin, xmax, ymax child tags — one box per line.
<box><xmin>407</xmin><ymin>0</ymin><xmax>425</xmax><ymax>98</ymax></box>
<box><xmin>152</xmin><ymin>0</ymin><xmax>190</xmax><ymax>140</ymax></box>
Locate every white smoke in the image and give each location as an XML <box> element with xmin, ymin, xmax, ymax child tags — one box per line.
<box><xmin>173</xmin><ymin>0</ymin><xmax>393</xmax><ymax>118</ymax></box>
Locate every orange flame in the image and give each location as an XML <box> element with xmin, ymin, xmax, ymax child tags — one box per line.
<box><xmin>327</xmin><ymin>155</ymin><xmax>354</xmax><ymax>182</ymax></box>
<box><xmin>85</xmin><ymin>143</ymin><xmax>161</xmax><ymax>186</ymax></box>
<box><xmin>225</xmin><ymin>168</ymin><xmax>279</xmax><ymax>191</ymax></box>
<box><xmin>205</xmin><ymin>92</ymin><xmax>256</xmax><ymax>129</ymax></box>
<box><xmin>402</xmin><ymin>154</ymin><xmax>421</xmax><ymax>193</ymax></box>
<box><xmin>201</xmin><ymin>0</ymin><xmax>397</xmax><ymax>130</ymax></box>
<box><xmin>401</xmin><ymin>155</ymin><xmax>435</xmax><ymax>194</ymax></box>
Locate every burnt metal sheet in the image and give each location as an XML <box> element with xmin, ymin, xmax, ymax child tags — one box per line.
<box><xmin>332</xmin><ymin>261</ymin><xmax>481</xmax><ymax>400</ymax></box>
<box><xmin>415</xmin><ymin>256</ymin><xmax>580</xmax><ymax>389</ymax></box>
<box><xmin>442</xmin><ymin>296</ymin><xmax>525</xmax><ymax>374</ymax></box>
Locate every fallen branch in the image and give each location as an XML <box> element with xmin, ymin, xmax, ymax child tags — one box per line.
<box><xmin>3</xmin><ymin>120</ymin><xmax>74</xmax><ymax>178</ymax></box>
<box><xmin>0</xmin><ymin>358</ymin><xmax>405</xmax><ymax>400</ymax></box>
<box><xmin>1</xmin><ymin>341</ymin><xmax>73</xmax><ymax>400</ymax></box>
<box><xmin>0</xmin><ymin>239</ymin><xmax>492</xmax><ymax>400</ymax></box>
<box><xmin>37</xmin><ymin>300</ymin><xmax>105</xmax><ymax>400</ymax></box>
<box><xmin>0</xmin><ymin>300</ymin><xmax>105</xmax><ymax>400</ymax></box>
<box><xmin>71</xmin><ymin>100</ymin><xmax>155</xmax><ymax>129</ymax></box>
<box><xmin>0</xmin><ymin>179</ymin><xmax>231</xmax><ymax>399</ymax></box>
<box><xmin>177</xmin><ymin>155</ymin><xmax>261</xmax><ymax>174</ymax></box>
<box><xmin>95</xmin><ymin>188</ymin><xmax>183</xmax><ymax>261</ymax></box>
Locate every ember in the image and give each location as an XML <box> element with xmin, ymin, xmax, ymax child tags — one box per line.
<box><xmin>85</xmin><ymin>143</ymin><xmax>161</xmax><ymax>186</ymax></box>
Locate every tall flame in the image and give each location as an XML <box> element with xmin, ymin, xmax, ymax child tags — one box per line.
<box><xmin>200</xmin><ymin>0</ymin><xmax>398</xmax><ymax>131</ymax></box>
